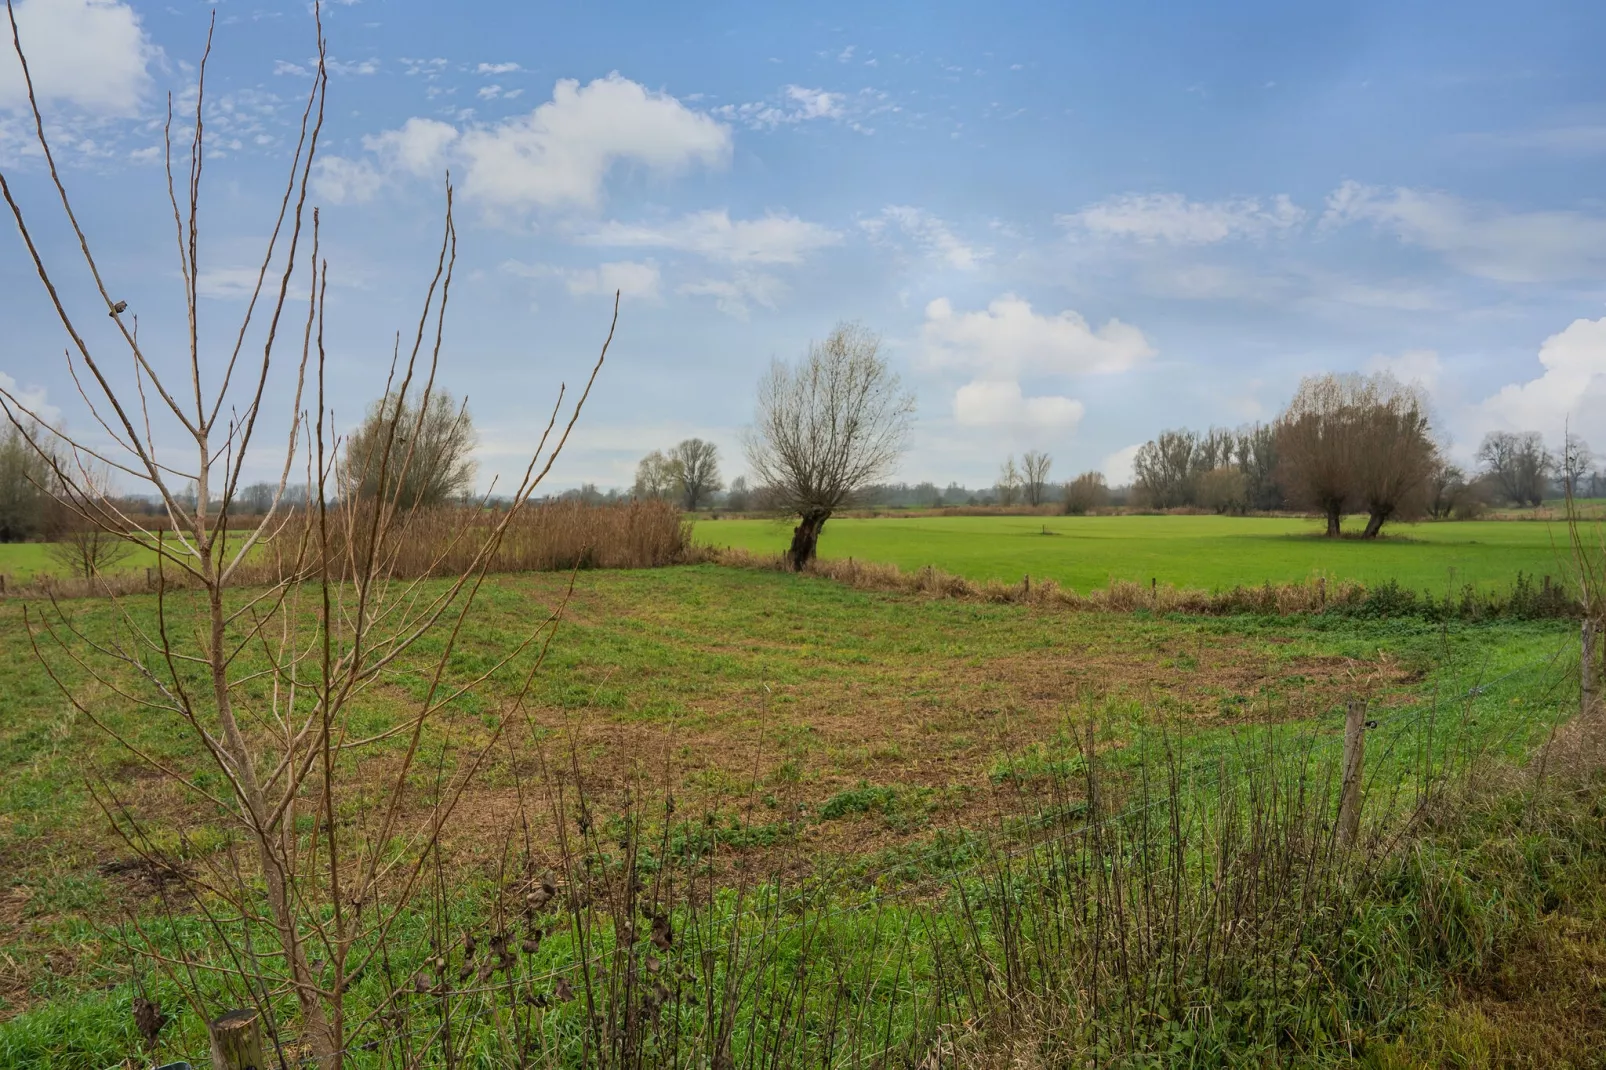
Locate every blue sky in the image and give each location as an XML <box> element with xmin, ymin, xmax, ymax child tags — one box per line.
<box><xmin>4</xmin><ymin>0</ymin><xmax>1606</xmax><ymax>493</ymax></box>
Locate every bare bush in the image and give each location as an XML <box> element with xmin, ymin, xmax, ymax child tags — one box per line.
<box><xmin>743</xmin><ymin>321</ymin><xmax>914</xmax><ymax>569</ymax></box>
<box><xmin>1063</xmin><ymin>470</ymin><xmax>1108</xmax><ymax>515</ymax></box>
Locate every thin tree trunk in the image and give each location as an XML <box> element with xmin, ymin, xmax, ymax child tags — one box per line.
<box><xmin>786</xmin><ymin>509</ymin><xmax>829</xmax><ymax>571</ymax></box>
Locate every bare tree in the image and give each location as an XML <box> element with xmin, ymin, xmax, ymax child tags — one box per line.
<box><xmin>724</xmin><ymin>473</ymin><xmax>751</xmax><ymax>512</ymax></box>
<box><xmin>45</xmin><ymin>464</ymin><xmax>132</xmax><ymax>578</ymax></box>
<box><xmin>1132</xmin><ymin>430</ymin><xmax>1197</xmax><ymax>509</ymax></box>
<box><xmin>1063</xmin><ymin>471</ymin><xmax>1108</xmax><ymax>515</ymax></box>
<box><xmin>744</xmin><ymin>321</ymin><xmax>913</xmax><ymax>569</ymax></box>
<box><xmin>1351</xmin><ymin>376</ymin><xmax>1436</xmax><ymax>537</ymax></box>
<box><xmin>1021</xmin><ymin>450</ymin><xmax>1052</xmax><ymax>506</ymax></box>
<box><xmin>0</xmin><ymin>10</ymin><xmax>613</xmax><ymax>1065</ymax></box>
<box><xmin>344</xmin><ymin>390</ymin><xmax>477</xmax><ymax>508</ymax></box>
<box><xmin>634</xmin><ymin>449</ymin><xmax>681</xmax><ymax>499</ymax></box>
<box><xmin>1426</xmin><ymin>460</ymin><xmax>1468</xmax><ymax>519</ymax></box>
<box><xmin>1477</xmin><ymin>430</ymin><xmax>1553</xmax><ymax>507</ymax></box>
<box><xmin>239</xmin><ymin>480</ymin><xmax>277</xmax><ymax>514</ymax></box>
<box><xmin>1275</xmin><ymin>376</ymin><xmax>1362</xmax><ymax>536</ymax></box>
<box><xmin>996</xmin><ymin>455</ymin><xmax>1022</xmax><ymax>506</ymax></box>
<box><xmin>668</xmin><ymin>437</ymin><xmax>722</xmax><ymax>511</ymax></box>
<box><xmin>1561</xmin><ymin>432</ymin><xmax>1593</xmax><ymax>497</ymax></box>
<box><xmin>1233</xmin><ymin>423</ymin><xmax>1283</xmax><ymax>511</ymax></box>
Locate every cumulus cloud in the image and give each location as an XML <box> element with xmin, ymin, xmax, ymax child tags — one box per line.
<box><xmin>0</xmin><ymin>0</ymin><xmax>156</xmax><ymax>115</ymax></box>
<box><xmin>476</xmin><ymin>62</ymin><xmax>522</xmax><ymax>75</ymax></box>
<box><xmin>921</xmin><ymin>295</ymin><xmax>1155</xmax><ymax>377</ymax></box>
<box><xmin>1102</xmin><ymin>443</ymin><xmax>1143</xmax><ymax>486</ymax></box>
<box><xmin>1061</xmin><ymin>192</ymin><xmax>1304</xmax><ymax>244</ymax></box>
<box><xmin>311</xmin><ymin>155</ymin><xmax>387</xmax><ymax>204</ymax></box>
<box><xmin>953</xmin><ymin>380</ymin><xmax>1084</xmax><ymax>430</ymax></box>
<box><xmin>583</xmin><ymin>209</ymin><xmax>840</xmax><ymax>264</ymax></box>
<box><xmin>1478</xmin><ymin>317</ymin><xmax>1606</xmax><ymax>442</ymax></box>
<box><xmin>0</xmin><ymin>371</ymin><xmax>59</xmax><ymax>424</ymax></box>
<box><xmin>1322</xmin><ymin>181</ymin><xmax>1606</xmax><ymax>283</ymax></box>
<box><xmin>458</xmin><ymin>73</ymin><xmax>730</xmax><ymax>211</ymax></box>
<box><xmin>862</xmin><ymin>206</ymin><xmax>987</xmax><ymax>270</ymax></box>
<box><xmin>315</xmin><ymin>74</ymin><xmax>729</xmax><ymax>212</ymax></box>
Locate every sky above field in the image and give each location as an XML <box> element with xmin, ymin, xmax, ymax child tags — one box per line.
<box><xmin>3</xmin><ymin>0</ymin><xmax>1606</xmax><ymax>493</ymax></box>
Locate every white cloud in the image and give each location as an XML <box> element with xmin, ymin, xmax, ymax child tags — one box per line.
<box><xmin>0</xmin><ymin>371</ymin><xmax>59</xmax><ymax>424</ymax></box>
<box><xmin>477</xmin><ymin>62</ymin><xmax>522</xmax><ymax>75</ymax></box>
<box><xmin>563</xmin><ymin>260</ymin><xmax>661</xmax><ymax>300</ymax></box>
<box><xmin>921</xmin><ymin>295</ymin><xmax>1155</xmax><ymax>377</ymax></box>
<box><xmin>1479</xmin><ymin>317</ymin><xmax>1606</xmax><ymax>442</ymax></box>
<box><xmin>1365</xmin><ymin>349</ymin><xmax>1443</xmax><ymax>393</ymax></box>
<box><xmin>0</xmin><ymin>0</ymin><xmax>156</xmax><ymax>116</ymax></box>
<box><xmin>1061</xmin><ymin>192</ymin><xmax>1304</xmax><ymax>244</ymax></box>
<box><xmin>1322</xmin><ymin>180</ymin><xmax>1606</xmax><ymax>283</ymax></box>
<box><xmin>457</xmin><ymin>73</ymin><xmax>730</xmax><ymax>211</ymax></box>
<box><xmin>308</xmin><ymin>75</ymin><xmax>726</xmax><ymax>212</ymax></box>
<box><xmin>584</xmin><ymin>209</ymin><xmax>840</xmax><ymax>264</ymax></box>
<box><xmin>953</xmin><ymin>379</ymin><xmax>1084</xmax><ymax>430</ymax></box>
<box><xmin>713</xmin><ymin>84</ymin><xmax>845</xmax><ymax>129</ymax></box>
<box><xmin>864</xmin><ymin>206</ymin><xmax>986</xmax><ymax>270</ymax></box>
<box><xmin>325</xmin><ymin>57</ymin><xmax>380</xmax><ymax>77</ymax></box>
<box><xmin>363</xmin><ymin>116</ymin><xmax>459</xmax><ymax>176</ymax></box>
<box><xmin>678</xmin><ymin>272</ymin><xmax>784</xmax><ymax>318</ymax></box>
<box><xmin>311</xmin><ymin>155</ymin><xmax>386</xmax><ymax>204</ymax></box>
<box><xmin>1102</xmin><ymin>443</ymin><xmax>1143</xmax><ymax>486</ymax></box>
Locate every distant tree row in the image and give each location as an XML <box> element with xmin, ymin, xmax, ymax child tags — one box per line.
<box><xmin>1132</xmin><ymin>423</ymin><xmax>1283</xmax><ymax>514</ymax></box>
<box><xmin>1131</xmin><ymin>372</ymin><xmax>1600</xmax><ymax>537</ymax></box>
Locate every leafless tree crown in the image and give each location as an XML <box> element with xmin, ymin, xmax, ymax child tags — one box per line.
<box><xmin>743</xmin><ymin>322</ymin><xmax>913</xmax><ymax>517</ymax></box>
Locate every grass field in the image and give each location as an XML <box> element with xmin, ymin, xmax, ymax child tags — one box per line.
<box><xmin>696</xmin><ymin>513</ymin><xmax>1584</xmax><ymax>592</ymax></box>
<box><xmin>0</xmin><ymin>537</ymin><xmax>1597</xmax><ymax>1064</ymax></box>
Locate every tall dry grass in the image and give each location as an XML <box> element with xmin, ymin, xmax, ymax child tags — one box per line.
<box><xmin>0</xmin><ymin>500</ymin><xmax>693</xmax><ymax>600</ymax></box>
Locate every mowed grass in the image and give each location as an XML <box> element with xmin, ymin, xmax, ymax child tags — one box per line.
<box><xmin>697</xmin><ymin>513</ymin><xmax>1582</xmax><ymax>592</ymax></box>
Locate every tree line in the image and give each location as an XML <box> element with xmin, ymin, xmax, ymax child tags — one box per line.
<box><xmin>1129</xmin><ymin>372</ymin><xmax>1598</xmax><ymax>537</ymax></box>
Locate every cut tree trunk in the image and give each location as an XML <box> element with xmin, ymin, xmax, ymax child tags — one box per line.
<box><xmin>786</xmin><ymin>510</ymin><xmax>830</xmax><ymax>571</ymax></box>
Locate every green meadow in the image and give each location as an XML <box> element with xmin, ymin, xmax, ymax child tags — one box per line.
<box><xmin>696</xmin><ymin>513</ymin><xmax>1582</xmax><ymax>592</ymax></box>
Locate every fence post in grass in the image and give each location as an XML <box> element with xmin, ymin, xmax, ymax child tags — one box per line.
<box><xmin>1339</xmin><ymin>698</ymin><xmax>1367</xmax><ymax>847</ymax></box>
<box><xmin>209</xmin><ymin>1008</ymin><xmax>265</xmax><ymax>1070</ymax></box>
<box><xmin>1584</xmin><ymin>619</ymin><xmax>1599</xmax><ymax>716</ymax></box>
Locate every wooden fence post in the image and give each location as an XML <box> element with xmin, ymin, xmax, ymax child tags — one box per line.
<box><xmin>1585</xmin><ymin>619</ymin><xmax>1599</xmax><ymax>716</ymax></box>
<box><xmin>1338</xmin><ymin>698</ymin><xmax>1367</xmax><ymax>847</ymax></box>
<box><xmin>209</xmin><ymin>1008</ymin><xmax>265</xmax><ymax>1070</ymax></box>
